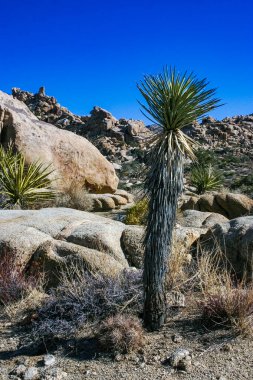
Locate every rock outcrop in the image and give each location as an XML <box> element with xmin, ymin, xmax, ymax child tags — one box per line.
<box><xmin>1</xmin><ymin>208</ymin><xmax>253</xmax><ymax>284</ymax></box>
<box><xmin>121</xmin><ymin>210</ymin><xmax>227</xmax><ymax>269</ymax></box>
<box><xmin>0</xmin><ymin>90</ymin><xmax>118</xmax><ymax>193</ymax></box>
<box><xmin>181</xmin><ymin>192</ymin><xmax>253</xmax><ymax>219</ymax></box>
<box><xmin>183</xmin><ymin>115</ymin><xmax>253</xmax><ymax>154</ymax></box>
<box><xmin>199</xmin><ymin>216</ymin><xmax>253</xmax><ymax>280</ymax></box>
<box><xmin>11</xmin><ymin>88</ymin><xmax>152</xmax><ymax>153</ymax></box>
<box><xmin>12</xmin><ymin>87</ymin><xmax>253</xmax><ymax>194</ymax></box>
<box><xmin>0</xmin><ymin>208</ymin><xmax>129</xmax><ymax>286</ymax></box>
<box><xmin>11</xmin><ymin>88</ymin><xmax>152</xmax><ymax>190</ymax></box>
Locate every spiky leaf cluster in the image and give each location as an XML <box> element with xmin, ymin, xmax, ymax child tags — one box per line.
<box><xmin>0</xmin><ymin>145</ymin><xmax>55</xmax><ymax>208</ymax></box>
<box><xmin>138</xmin><ymin>67</ymin><xmax>221</xmax><ymax>159</ymax></box>
<box><xmin>190</xmin><ymin>163</ymin><xmax>222</xmax><ymax>194</ymax></box>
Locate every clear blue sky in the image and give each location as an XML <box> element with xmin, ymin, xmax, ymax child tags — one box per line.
<box><xmin>0</xmin><ymin>0</ymin><xmax>252</xmax><ymax>123</ymax></box>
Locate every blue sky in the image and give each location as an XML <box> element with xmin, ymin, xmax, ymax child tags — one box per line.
<box><xmin>0</xmin><ymin>0</ymin><xmax>252</xmax><ymax>123</ymax></box>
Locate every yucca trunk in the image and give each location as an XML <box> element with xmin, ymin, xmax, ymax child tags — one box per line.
<box><xmin>143</xmin><ymin>139</ymin><xmax>184</xmax><ymax>330</ymax></box>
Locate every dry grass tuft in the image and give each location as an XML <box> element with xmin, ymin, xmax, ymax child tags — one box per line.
<box><xmin>4</xmin><ymin>288</ymin><xmax>46</xmax><ymax>323</ymax></box>
<box><xmin>97</xmin><ymin>314</ymin><xmax>144</xmax><ymax>354</ymax></box>
<box><xmin>55</xmin><ymin>181</ymin><xmax>94</xmax><ymax>211</ymax></box>
<box><xmin>166</xmin><ymin>241</ymin><xmax>193</xmax><ymax>291</ymax></box>
<box><xmin>196</xmin><ymin>247</ymin><xmax>253</xmax><ymax>335</ymax></box>
<box><xmin>0</xmin><ymin>247</ymin><xmax>41</xmax><ymax>306</ymax></box>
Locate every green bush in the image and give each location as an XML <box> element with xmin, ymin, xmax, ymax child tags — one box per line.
<box><xmin>190</xmin><ymin>163</ymin><xmax>222</xmax><ymax>194</ymax></box>
<box><xmin>0</xmin><ymin>145</ymin><xmax>55</xmax><ymax>208</ymax></box>
<box><xmin>194</xmin><ymin>148</ymin><xmax>217</xmax><ymax>166</ymax></box>
<box><xmin>125</xmin><ymin>198</ymin><xmax>148</xmax><ymax>225</ymax></box>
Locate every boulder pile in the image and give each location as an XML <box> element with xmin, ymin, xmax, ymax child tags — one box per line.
<box><xmin>12</xmin><ymin>87</ymin><xmax>152</xmax><ymax>160</ymax></box>
<box><xmin>181</xmin><ymin>192</ymin><xmax>253</xmax><ymax>219</ymax></box>
<box><xmin>0</xmin><ymin>90</ymin><xmax>118</xmax><ymax>194</ymax></box>
<box><xmin>183</xmin><ymin>115</ymin><xmax>253</xmax><ymax>154</ymax></box>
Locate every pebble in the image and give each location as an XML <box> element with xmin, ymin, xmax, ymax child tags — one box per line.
<box><xmin>14</xmin><ymin>364</ymin><xmax>27</xmax><ymax>376</ymax></box>
<box><xmin>172</xmin><ymin>334</ymin><xmax>183</xmax><ymax>343</ymax></box>
<box><xmin>24</xmin><ymin>367</ymin><xmax>39</xmax><ymax>380</ymax></box>
<box><xmin>167</xmin><ymin>348</ymin><xmax>192</xmax><ymax>372</ymax></box>
<box><xmin>221</xmin><ymin>343</ymin><xmax>233</xmax><ymax>352</ymax></box>
<box><xmin>44</xmin><ymin>354</ymin><xmax>56</xmax><ymax>367</ymax></box>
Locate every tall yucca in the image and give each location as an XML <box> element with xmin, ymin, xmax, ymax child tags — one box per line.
<box><xmin>137</xmin><ymin>67</ymin><xmax>222</xmax><ymax>330</ymax></box>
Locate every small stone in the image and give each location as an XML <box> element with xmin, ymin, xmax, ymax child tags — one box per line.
<box><xmin>172</xmin><ymin>334</ymin><xmax>183</xmax><ymax>343</ymax></box>
<box><xmin>166</xmin><ymin>348</ymin><xmax>192</xmax><ymax>372</ymax></box>
<box><xmin>153</xmin><ymin>355</ymin><xmax>160</xmax><ymax>362</ymax></box>
<box><xmin>24</xmin><ymin>367</ymin><xmax>39</xmax><ymax>380</ymax></box>
<box><xmin>44</xmin><ymin>354</ymin><xmax>56</xmax><ymax>367</ymax></box>
<box><xmin>221</xmin><ymin>343</ymin><xmax>232</xmax><ymax>352</ymax></box>
<box><xmin>115</xmin><ymin>354</ymin><xmax>123</xmax><ymax>362</ymax></box>
<box><xmin>15</xmin><ymin>364</ymin><xmax>27</xmax><ymax>375</ymax></box>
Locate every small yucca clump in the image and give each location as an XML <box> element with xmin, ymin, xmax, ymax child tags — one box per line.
<box><xmin>97</xmin><ymin>314</ymin><xmax>144</xmax><ymax>354</ymax></box>
<box><xmin>0</xmin><ymin>145</ymin><xmax>55</xmax><ymax>209</ymax></box>
<box><xmin>190</xmin><ymin>163</ymin><xmax>222</xmax><ymax>194</ymax></box>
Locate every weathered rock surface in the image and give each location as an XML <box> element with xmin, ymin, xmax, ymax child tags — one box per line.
<box><xmin>199</xmin><ymin>216</ymin><xmax>253</xmax><ymax>279</ymax></box>
<box><xmin>90</xmin><ymin>189</ymin><xmax>133</xmax><ymax>211</ymax></box>
<box><xmin>180</xmin><ymin>209</ymin><xmax>229</xmax><ymax>228</ymax></box>
<box><xmin>0</xmin><ymin>208</ymin><xmax>128</xmax><ymax>286</ymax></box>
<box><xmin>121</xmin><ymin>225</ymin><xmax>144</xmax><ymax>268</ymax></box>
<box><xmin>121</xmin><ymin>210</ymin><xmax>225</xmax><ymax>268</ymax></box>
<box><xmin>11</xmin><ymin>88</ymin><xmax>152</xmax><ymax>190</ymax></box>
<box><xmin>181</xmin><ymin>192</ymin><xmax>253</xmax><ymax>219</ymax></box>
<box><xmin>0</xmin><ymin>90</ymin><xmax>118</xmax><ymax>193</ymax></box>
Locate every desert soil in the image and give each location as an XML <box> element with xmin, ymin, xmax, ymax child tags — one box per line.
<box><xmin>1</xmin><ymin>306</ymin><xmax>253</xmax><ymax>380</ymax></box>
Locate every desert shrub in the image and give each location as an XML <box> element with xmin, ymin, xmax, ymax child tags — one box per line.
<box><xmin>55</xmin><ymin>184</ymin><xmax>93</xmax><ymax>211</ymax></box>
<box><xmin>0</xmin><ymin>248</ymin><xmax>40</xmax><ymax>305</ymax></box>
<box><xmin>125</xmin><ymin>198</ymin><xmax>148</xmax><ymax>225</ymax></box>
<box><xmin>190</xmin><ymin>163</ymin><xmax>222</xmax><ymax>194</ymax></box>
<box><xmin>194</xmin><ymin>148</ymin><xmax>217</xmax><ymax>166</ymax></box>
<box><xmin>196</xmin><ymin>248</ymin><xmax>253</xmax><ymax>335</ymax></box>
<box><xmin>97</xmin><ymin>314</ymin><xmax>144</xmax><ymax>354</ymax></box>
<box><xmin>0</xmin><ymin>145</ymin><xmax>55</xmax><ymax>208</ymax></box>
<box><xmin>230</xmin><ymin>174</ymin><xmax>253</xmax><ymax>197</ymax></box>
<box><xmin>33</xmin><ymin>266</ymin><xmax>143</xmax><ymax>341</ymax></box>
<box><xmin>199</xmin><ymin>283</ymin><xmax>253</xmax><ymax>335</ymax></box>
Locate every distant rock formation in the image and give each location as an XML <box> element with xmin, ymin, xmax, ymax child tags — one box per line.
<box><xmin>183</xmin><ymin>115</ymin><xmax>253</xmax><ymax>155</ymax></box>
<box><xmin>11</xmin><ymin>87</ymin><xmax>253</xmax><ymax>192</ymax></box>
<box><xmin>0</xmin><ymin>90</ymin><xmax>119</xmax><ymax>194</ymax></box>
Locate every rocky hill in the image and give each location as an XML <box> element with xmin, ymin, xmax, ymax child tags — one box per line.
<box><xmin>12</xmin><ymin>87</ymin><xmax>253</xmax><ymax>195</ymax></box>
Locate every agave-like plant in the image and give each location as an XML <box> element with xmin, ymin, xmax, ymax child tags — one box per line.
<box><xmin>0</xmin><ymin>146</ymin><xmax>55</xmax><ymax>208</ymax></box>
<box><xmin>137</xmin><ymin>67</ymin><xmax>222</xmax><ymax>330</ymax></box>
<box><xmin>190</xmin><ymin>163</ymin><xmax>222</xmax><ymax>194</ymax></box>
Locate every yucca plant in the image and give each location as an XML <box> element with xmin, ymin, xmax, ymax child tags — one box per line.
<box><xmin>137</xmin><ymin>67</ymin><xmax>222</xmax><ymax>330</ymax></box>
<box><xmin>190</xmin><ymin>163</ymin><xmax>222</xmax><ymax>194</ymax></box>
<box><xmin>0</xmin><ymin>146</ymin><xmax>55</xmax><ymax>208</ymax></box>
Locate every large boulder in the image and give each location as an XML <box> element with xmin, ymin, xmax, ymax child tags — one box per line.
<box><xmin>0</xmin><ymin>90</ymin><xmax>118</xmax><ymax>193</ymax></box>
<box><xmin>0</xmin><ymin>208</ymin><xmax>128</xmax><ymax>286</ymax></box>
<box><xmin>180</xmin><ymin>209</ymin><xmax>228</xmax><ymax>228</ymax></box>
<box><xmin>181</xmin><ymin>192</ymin><xmax>253</xmax><ymax>219</ymax></box>
<box><xmin>120</xmin><ymin>210</ymin><xmax>226</xmax><ymax>269</ymax></box>
<box><xmin>199</xmin><ymin>216</ymin><xmax>253</xmax><ymax>280</ymax></box>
